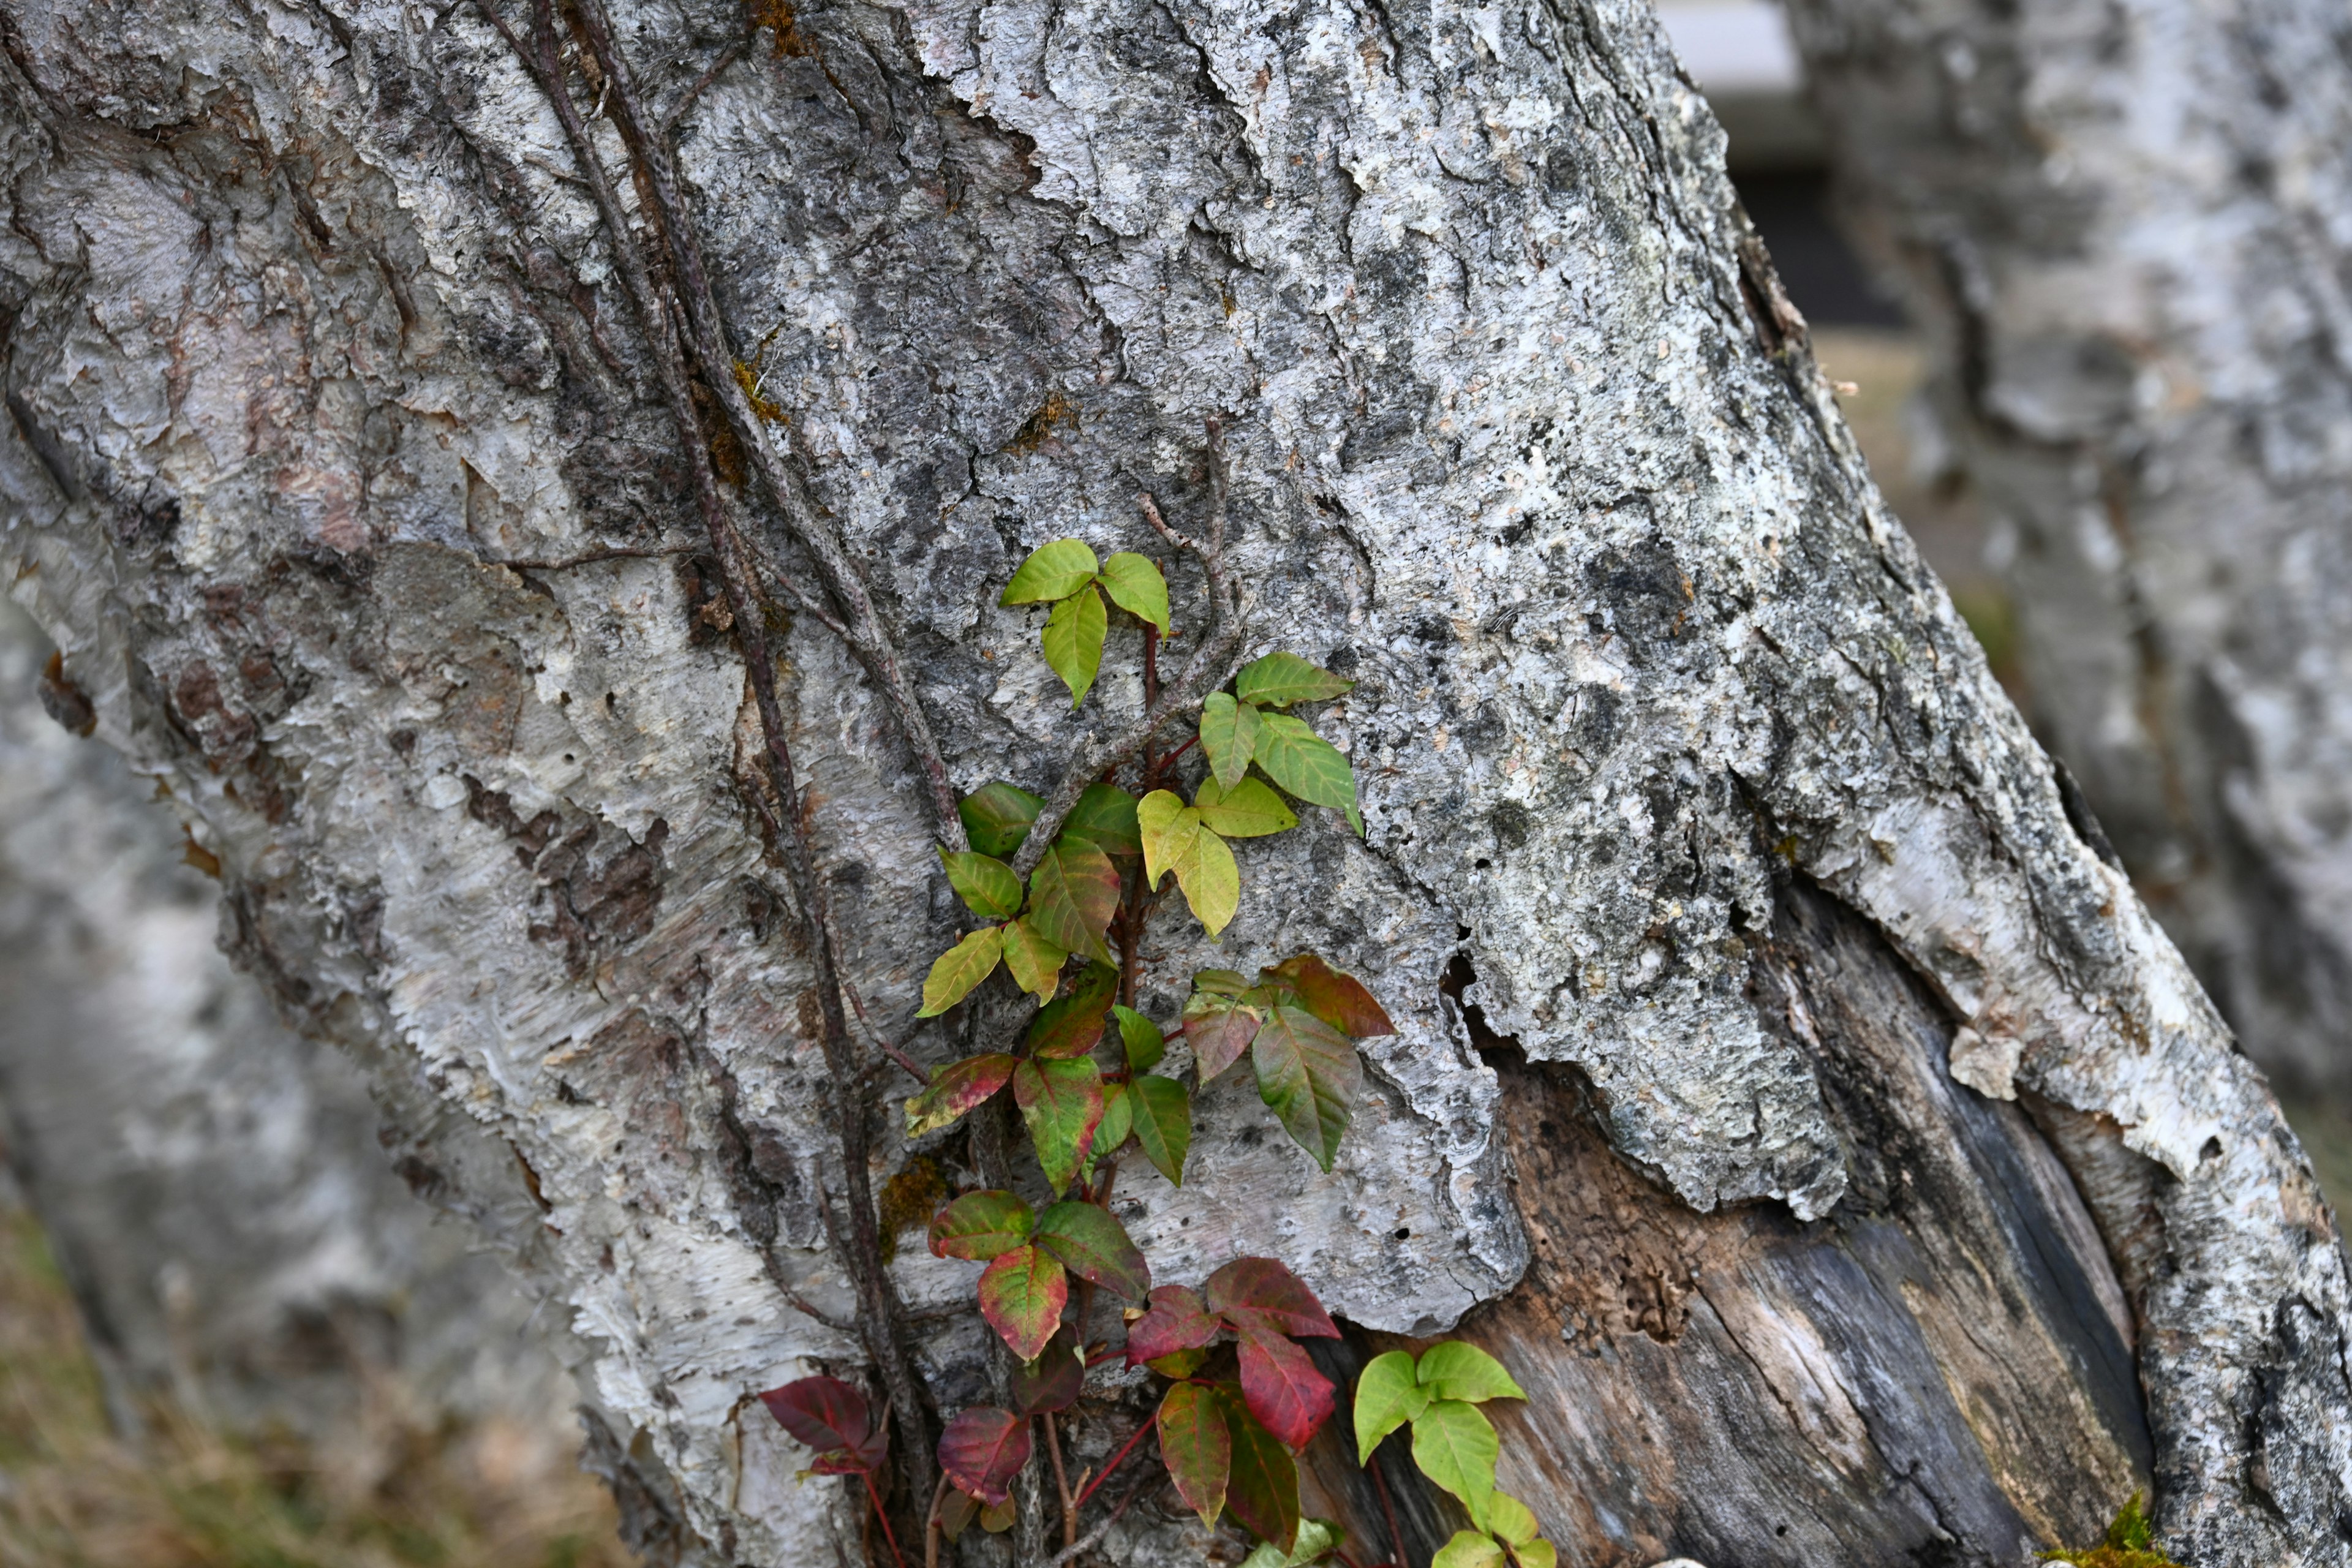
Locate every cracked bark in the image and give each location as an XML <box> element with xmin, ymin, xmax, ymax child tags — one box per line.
<box><xmin>0</xmin><ymin>0</ymin><xmax>2344</xmax><ymax>1561</ymax></box>
<box><xmin>1779</xmin><ymin>0</ymin><xmax>2352</xmax><ymax>1110</ymax></box>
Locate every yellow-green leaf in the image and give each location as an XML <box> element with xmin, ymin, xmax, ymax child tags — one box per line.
<box><xmin>1001</xmin><ymin>917</ymin><xmax>1068</xmax><ymax>999</ymax></box>
<box><xmin>918</xmin><ymin>926</ymin><xmax>1004</xmax><ymax>1017</ymax></box>
<box><xmin>1415</xmin><ymin>1342</ymin><xmax>1528</xmax><ymax>1406</ymax></box>
<box><xmin>1137</xmin><ymin>788</ymin><xmax>1196</xmax><ymax>889</ymax></box>
<box><xmin>1096</xmin><ymin>552</ymin><xmax>1170</xmax><ymax>633</ymax></box>
<box><xmin>1095</xmin><ymin>1079</ymin><xmax>1133</xmax><ymax>1157</ymax></box>
<box><xmin>1409</xmin><ymin>1400</ymin><xmax>1498</xmax><ymax>1531</ymax></box>
<box><xmin>1128</xmin><ymin>1074</ymin><xmax>1191</xmax><ymax>1186</ymax></box>
<box><xmin>1195</xmin><ymin>775</ymin><xmax>1298</xmax><ymax>839</ymax></box>
<box><xmin>1199</xmin><ymin>692</ymin><xmax>1261</xmax><ymax>791</ymax></box>
<box><xmin>1351</xmin><ymin>1350</ymin><xmax>1427</xmax><ymax>1464</ymax></box>
<box><xmin>1431</xmin><ymin>1532</ymin><xmax>1505</xmax><ymax>1568</ymax></box>
<box><xmin>1252</xmin><ymin>712</ymin><xmax>1357</xmax><ymax>820</ymax></box>
<box><xmin>1234</xmin><ymin>651</ymin><xmax>1353</xmax><ymax>707</ymax></box>
<box><xmin>1027</xmin><ymin>840</ymin><xmax>1120</xmax><ymax>963</ymax></box>
<box><xmin>1170</xmin><ymin>818</ymin><xmax>1240</xmax><ymax>936</ymax></box>
<box><xmin>1042</xmin><ymin>587</ymin><xmax>1107</xmax><ymax>706</ymax></box>
<box><xmin>940</xmin><ymin>850</ymin><xmax>1023</xmax><ymax>920</ymax></box>
<box><xmin>1001</xmin><ymin>539</ymin><xmax>1101</xmax><ymax>604</ymax></box>
<box><xmin>1487</xmin><ymin>1493</ymin><xmax>1539</xmax><ymax>1549</ymax></box>
<box><xmin>1240</xmin><ymin>1518</ymin><xmax>1344</xmax><ymax>1567</ymax></box>
<box><xmin>1509</xmin><ymin>1540</ymin><xmax>1556</xmax><ymax>1568</ymax></box>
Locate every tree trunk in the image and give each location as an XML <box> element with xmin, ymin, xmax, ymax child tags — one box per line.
<box><xmin>0</xmin><ymin>0</ymin><xmax>2343</xmax><ymax>1563</ymax></box>
<box><xmin>0</xmin><ymin>595</ymin><xmax>586</xmax><ymax>1479</ymax></box>
<box><xmin>1776</xmin><ymin>0</ymin><xmax>2352</xmax><ymax>1105</ymax></box>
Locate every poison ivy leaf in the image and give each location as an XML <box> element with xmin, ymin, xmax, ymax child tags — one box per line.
<box><xmin>905</xmin><ymin>1052</ymin><xmax>1018</xmax><ymax>1137</ymax></box>
<box><xmin>1126</xmin><ymin>1284</ymin><xmax>1221</xmax><ymax>1365</ymax></box>
<box><xmin>1235</xmin><ymin>652</ymin><xmax>1353</xmax><ymax>708</ymax></box>
<box><xmin>959</xmin><ymin>782</ymin><xmax>1044</xmax><ymax>858</ymax></box>
<box><xmin>1237</xmin><ymin>1329</ymin><xmax>1335</xmax><ymax>1450</ymax></box>
<box><xmin>1410</xmin><ymin>1399</ymin><xmax>1499</xmax><ymax>1530</ymax></box>
<box><xmin>1113</xmin><ymin>1005</ymin><xmax>1164</xmax><ymax>1071</ymax></box>
<box><xmin>1027</xmin><ymin>840</ymin><xmax>1120</xmax><ymax>965</ymax></box>
<box><xmin>978</xmin><ymin>1497</ymin><xmax>1015</xmax><ymax>1532</ymax></box>
<box><xmin>1218</xmin><ymin>1384</ymin><xmax>1302</xmax><ymax>1553</ymax></box>
<box><xmin>1157</xmin><ymin>1381</ymin><xmax>1231</xmax><ymax>1530</ymax></box>
<box><xmin>935</xmin><ymin>1487</ymin><xmax>979</xmax><ymax>1542</ymax></box>
<box><xmin>938</xmin><ymin>1405</ymin><xmax>1031</xmax><ymax>1505</ymax></box>
<box><xmin>1199</xmin><ymin>692</ymin><xmax>1262</xmax><ymax>792</ymax></box>
<box><xmin>760</xmin><ymin>1376</ymin><xmax>886</xmax><ymax>1474</ymax></box>
<box><xmin>1183</xmin><ymin>971</ymin><xmax>1262</xmax><ymax>1082</ymax></box>
<box><xmin>1137</xmin><ymin>791</ymin><xmax>1239</xmax><ymax>935</ymax></box>
<box><xmin>1202</xmin><ymin>1257</ymin><xmax>1338</xmax><ymax>1339</ymax></box>
<box><xmin>1262</xmin><ymin>954</ymin><xmax>1396</xmax><ymax>1038</ymax></box>
<box><xmin>1027</xmin><ymin>963</ymin><xmax>1117</xmax><ymax>1058</ymax></box>
<box><xmin>1251</xmin><ymin>1004</ymin><xmax>1362</xmax><ymax>1171</ymax></box>
<box><xmin>1001</xmin><ymin>538</ymin><xmax>1101</xmax><ymax>604</ymax></box>
<box><xmin>1001</xmin><ymin>917</ymin><xmax>1068</xmax><ymax>1000</ymax></box>
<box><xmin>1431</xmin><ymin>1532</ymin><xmax>1506</xmax><ymax>1568</ymax></box>
<box><xmin>1011</xmin><ymin>1326</ymin><xmax>1084</xmax><ymax>1414</ymax></box>
<box><xmin>1251</xmin><ymin>712</ymin><xmax>1358</xmax><ymax>821</ymax></box>
<box><xmin>940</xmin><ymin>850</ymin><xmax>1023</xmax><ymax>921</ymax></box>
<box><xmin>1034</xmin><ymin>1200</ymin><xmax>1150</xmax><ymax>1299</ymax></box>
<box><xmin>1415</xmin><ymin>1342</ymin><xmax>1528</xmax><ymax>1406</ymax></box>
<box><xmin>1512</xmin><ymin>1540</ymin><xmax>1558</xmax><ymax>1568</ymax></box>
<box><xmin>1195</xmin><ymin>775</ymin><xmax>1298</xmax><ymax>838</ymax></box>
<box><xmin>917</xmin><ymin>927</ymin><xmax>1003</xmax><ymax>1018</ymax></box>
<box><xmin>1061</xmin><ymin>782</ymin><xmax>1141</xmax><ymax>858</ymax></box>
<box><xmin>1014</xmin><ymin>1055</ymin><xmax>1104</xmax><ymax>1196</ymax></box>
<box><xmin>1128</xmin><ymin>1074</ymin><xmax>1192</xmax><ymax>1186</ymax></box>
<box><xmin>1042</xmin><ymin>587</ymin><xmax>1107</xmax><ymax>706</ymax></box>
<box><xmin>1352</xmin><ymin>1349</ymin><xmax>1430</xmax><ymax>1463</ymax></box>
<box><xmin>1137</xmin><ymin>788</ymin><xmax>1197</xmax><ymax>890</ymax></box>
<box><xmin>927</xmin><ymin>1190</ymin><xmax>1033</xmax><ymax>1261</ymax></box>
<box><xmin>1239</xmin><ymin>1518</ymin><xmax>1345</xmax><ymax>1568</ymax></box>
<box><xmin>1487</xmin><ymin>1493</ymin><xmax>1539</xmax><ymax>1548</ymax></box>
<box><xmin>1093</xmin><ymin>1079</ymin><xmax>1132</xmax><ymax>1157</ymax></box>
<box><xmin>1096</xmin><ymin>551</ymin><xmax>1170</xmax><ymax>633</ymax></box>
<box><xmin>1149</xmin><ymin>1347</ymin><xmax>1210</xmax><ymax>1378</ymax></box>
<box><xmin>978</xmin><ymin>1245</ymin><xmax>1068</xmax><ymax>1360</ymax></box>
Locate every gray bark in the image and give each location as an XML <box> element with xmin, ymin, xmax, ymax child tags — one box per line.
<box><xmin>1777</xmin><ymin>0</ymin><xmax>2352</xmax><ymax>1103</ymax></box>
<box><xmin>0</xmin><ymin>595</ymin><xmax>584</xmax><ymax>1469</ymax></box>
<box><xmin>0</xmin><ymin>0</ymin><xmax>2342</xmax><ymax>1562</ymax></box>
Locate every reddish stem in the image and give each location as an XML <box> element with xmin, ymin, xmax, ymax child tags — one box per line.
<box><xmin>1371</xmin><ymin>1449</ymin><xmax>1411</xmax><ymax>1568</ymax></box>
<box><xmin>1073</xmin><ymin>1417</ymin><xmax>1155</xmax><ymax>1509</ymax></box>
<box><xmin>1156</xmin><ymin>734</ymin><xmax>1199</xmax><ymax>771</ymax></box>
<box><xmin>861</xmin><ymin>1471</ymin><xmax>911</xmax><ymax>1568</ymax></box>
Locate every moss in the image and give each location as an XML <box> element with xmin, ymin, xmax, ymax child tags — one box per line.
<box><xmin>876</xmin><ymin>1155</ymin><xmax>948</xmax><ymax>1264</ymax></box>
<box><xmin>2040</xmin><ymin>1494</ymin><xmax>2184</xmax><ymax>1568</ymax></box>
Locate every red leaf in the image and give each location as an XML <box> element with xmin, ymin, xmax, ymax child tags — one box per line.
<box><xmin>1203</xmin><ymin>1257</ymin><xmax>1338</xmax><ymax>1340</ymax></box>
<box><xmin>1263</xmin><ymin>954</ymin><xmax>1396</xmax><ymax>1036</ymax></box>
<box><xmin>1013</xmin><ymin>1055</ymin><xmax>1104</xmax><ymax>1196</ymax></box>
<box><xmin>1235</xmin><ymin>1329</ymin><xmax>1335</xmax><ymax>1450</ymax></box>
<box><xmin>759</xmin><ymin>1376</ymin><xmax>886</xmax><ymax>1474</ymax></box>
<box><xmin>1215</xmin><ymin>1384</ymin><xmax>1302</xmax><ymax>1552</ymax></box>
<box><xmin>1183</xmin><ymin>971</ymin><xmax>1262</xmax><ymax>1082</ymax></box>
<box><xmin>1011</xmin><ymin>1327</ymin><xmax>1084</xmax><ymax>1414</ymax></box>
<box><xmin>1156</xmin><ymin>1380</ymin><xmax>1231</xmax><ymax>1529</ymax></box>
<box><xmin>1027</xmin><ymin>963</ymin><xmax>1118</xmax><ymax>1058</ymax></box>
<box><xmin>906</xmin><ymin>1053</ymin><xmax>1019</xmax><ymax>1137</ymax></box>
<box><xmin>1027</xmin><ymin>840</ymin><xmax>1121</xmax><ymax>963</ymax></box>
<box><xmin>978</xmin><ymin>1244</ymin><xmax>1068</xmax><ymax>1361</ymax></box>
<box><xmin>1126</xmin><ymin>1285</ymin><xmax>1222</xmax><ymax>1366</ymax></box>
<box><xmin>938</xmin><ymin>1406</ymin><xmax>1031</xmax><ymax>1505</ymax></box>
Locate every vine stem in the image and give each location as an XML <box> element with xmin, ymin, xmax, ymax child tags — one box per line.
<box><xmin>861</xmin><ymin>1471</ymin><xmax>911</xmax><ymax>1568</ymax></box>
<box><xmin>475</xmin><ymin>0</ymin><xmax>937</xmax><ymax>1517</ymax></box>
<box><xmin>1042</xmin><ymin>1411</ymin><xmax>1077</xmax><ymax>1547</ymax></box>
<box><xmin>1072</xmin><ymin>1418</ymin><xmax>1152</xmax><ymax>1509</ymax></box>
<box><xmin>1041</xmin><ymin>1469</ymin><xmax>1151</xmax><ymax>1568</ymax></box>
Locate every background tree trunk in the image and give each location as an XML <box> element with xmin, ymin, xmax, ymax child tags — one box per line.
<box><xmin>1776</xmin><ymin>0</ymin><xmax>2352</xmax><ymax>1106</ymax></box>
<box><xmin>0</xmin><ymin>0</ymin><xmax>2344</xmax><ymax>1563</ymax></box>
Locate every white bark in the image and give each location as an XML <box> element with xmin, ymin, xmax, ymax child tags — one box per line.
<box><xmin>1777</xmin><ymin>0</ymin><xmax>2352</xmax><ymax>1102</ymax></box>
<box><xmin>0</xmin><ymin>0</ymin><xmax>2342</xmax><ymax>1561</ymax></box>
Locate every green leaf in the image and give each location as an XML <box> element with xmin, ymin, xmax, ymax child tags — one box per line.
<box><xmin>1487</xmin><ymin>1493</ymin><xmax>1539</xmax><ymax>1549</ymax></box>
<box><xmin>1431</xmin><ymin>1532</ymin><xmax>1506</xmax><ymax>1568</ymax></box>
<box><xmin>1199</xmin><ymin>692</ymin><xmax>1262</xmax><ymax>792</ymax></box>
<box><xmin>1001</xmin><ymin>538</ymin><xmax>1101</xmax><ymax>604</ymax></box>
<box><xmin>1001</xmin><ymin>917</ymin><xmax>1068</xmax><ymax>999</ymax></box>
<box><xmin>1148</xmin><ymin>1347</ymin><xmax>1210</xmax><ymax>1378</ymax></box>
<box><xmin>1137</xmin><ymin>789</ymin><xmax>1196</xmax><ymax>890</ymax></box>
<box><xmin>959</xmin><ymin>782</ymin><xmax>1044</xmax><ymax>858</ymax></box>
<box><xmin>977</xmin><ymin>1245</ymin><xmax>1067</xmax><ymax>1361</ymax></box>
<box><xmin>1240</xmin><ymin>1518</ymin><xmax>1344</xmax><ymax>1567</ymax></box>
<box><xmin>1217</xmin><ymin>1385</ymin><xmax>1302</xmax><ymax>1553</ymax></box>
<box><xmin>1061</xmin><ymin>783</ymin><xmax>1141</xmax><ymax>858</ymax></box>
<box><xmin>927</xmin><ymin>1191</ymin><xmax>1033</xmax><ymax>1261</ymax></box>
<box><xmin>1042</xmin><ymin>587</ymin><xmax>1107</xmax><ymax>706</ymax></box>
<box><xmin>940</xmin><ymin>850</ymin><xmax>1023</xmax><ymax>921</ymax></box>
<box><xmin>1027</xmin><ymin>840</ymin><xmax>1120</xmax><ymax>964</ymax></box>
<box><xmin>1251</xmin><ymin>1004</ymin><xmax>1362</xmax><ymax>1170</ymax></box>
<box><xmin>1128</xmin><ymin>1074</ymin><xmax>1192</xmax><ymax>1186</ymax></box>
<box><xmin>1137</xmin><ymin>793</ymin><xmax>1240</xmax><ymax>937</ymax></box>
<box><xmin>918</xmin><ymin>927</ymin><xmax>1004</xmax><ymax>1017</ymax></box>
<box><xmin>1113</xmin><ymin>1005</ymin><xmax>1165</xmax><ymax>1070</ymax></box>
<box><xmin>905</xmin><ymin>1053</ymin><xmax>1019</xmax><ymax>1137</ymax></box>
<box><xmin>1156</xmin><ymin>1382</ymin><xmax>1230</xmax><ymax>1530</ymax></box>
<box><xmin>1094</xmin><ymin>1078</ymin><xmax>1133</xmax><ymax>1156</ymax></box>
<box><xmin>1510</xmin><ymin>1540</ymin><xmax>1557</xmax><ymax>1568</ymax></box>
<box><xmin>1033</xmin><ymin>1201</ymin><xmax>1150</xmax><ymax>1298</ymax></box>
<box><xmin>1183</xmin><ymin>970</ymin><xmax>1263</xmax><ymax>1082</ymax></box>
<box><xmin>1251</xmin><ymin>712</ymin><xmax>1358</xmax><ymax>821</ymax></box>
<box><xmin>1409</xmin><ymin>1400</ymin><xmax>1499</xmax><ymax>1531</ymax></box>
<box><xmin>1415</xmin><ymin>1342</ymin><xmax>1528</xmax><ymax>1406</ymax></box>
<box><xmin>1195</xmin><ymin>775</ymin><xmax>1298</xmax><ymax>839</ymax></box>
<box><xmin>1351</xmin><ymin>1350</ymin><xmax>1428</xmax><ymax>1464</ymax></box>
<box><xmin>1235</xmin><ymin>652</ymin><xmax>1354</xmax><ymax>708</ymax></box>
<box><xmin>1014</xmin><ymin>1056</ymin><xmax>1104</xmax><ymax>1196</ymax></box>
<box><xmin>1027</xmin><ymin>962</ymin><xmax>1118</xmax><ymax>1058</ymax></box>
<box><xmin>1096</xmin><ymin>552</ymin><xmax>1170</xmax><ymax>633</ymax></box>
<box><xmin>1262</xmin><ymin>954</ymin><xmax>1396</xmax><ymax>1038</ymax></box>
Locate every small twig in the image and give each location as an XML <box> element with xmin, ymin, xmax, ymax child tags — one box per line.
<box><xmin>486</xmin><ymin>541</ymin><xmax>699</xmax><ymax>569</ymax></box>
<box><xmin>1043</xmin><ymin>1411</ymin><xmax>1077</xmax><ymax>1547</ymax></box>
<box><xmin>923</xmin><ymin>1474</ymin><xmax>951</xmax><ymax>1568</ymax></box>
<box><xmin>843</xmin><ymin>977</ymin><xmax>930</xmax><ymax>1085</ymax></box>
<box><xmin>1042</xmin><ymin>1469</ymin><xmax>1150</xmax><ymax>1568</ymax></box>
<box><xmin>663</xmin><ymin>35</ymin><xmax>746</xmax><ymax>134</ymax></box>
<box><xmin>780</xmin><ymin>1284</ymin><xmax>859</xmax><ymax>1337</ymax></box>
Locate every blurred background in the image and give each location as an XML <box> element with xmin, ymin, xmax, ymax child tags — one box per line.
<box><xmin>2</xmin><ymin>2</ymin><xmax>2347</xmax><ymax>1562</ymax></box>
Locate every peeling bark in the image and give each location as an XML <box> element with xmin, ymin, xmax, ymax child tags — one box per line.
<box><xmin>0</xmin><ymin>0</ymin><xmax>2343</xmax><ymax>1561</ymax></box>
<box><xmin>1779</xmin><ymin>0</ymin><xmax>2352</xmax><ymax>1107</ymax></box>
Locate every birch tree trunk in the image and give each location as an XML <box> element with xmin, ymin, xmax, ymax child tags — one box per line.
<box><xmin>1776</xmin><ymin>0</ymin><xmax>2352</xmax><ymax>1104</ymax></box>
<box><xmin>0</xmin><ymin>0</ymin><xmax>2344</xmax><ymax>1563</ymax></box>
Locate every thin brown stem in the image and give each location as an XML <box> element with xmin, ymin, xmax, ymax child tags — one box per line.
<box><xmin>1371</xmin><ymin>1446</ymin><xmax>1411</xmax><ymax>1568</ymax></box>
<box><xmin>1041</xmin><ymin>1469</ymin><xmax>1150</xmax><ymax>1568</ymax></box>
<box><xmin>842</xmin><ymin>976</ymin><xmax>931</xmax><ymax>1085</ymax></box>
<box><xmin>923</xmin><ymin>1474</ymin><xmax>950</xmax><ymax>1568</ymax></box>
<box><xmin>1042</xmin><ymin>1411</ymin><xmax>1077</xmax><ymax>1548</ymax></box>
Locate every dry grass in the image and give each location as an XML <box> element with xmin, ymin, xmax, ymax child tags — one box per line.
<box><xmin>0</xmin><ymin>1203</ymin><xmax>632</xmax><ymax>1568</ymax></box>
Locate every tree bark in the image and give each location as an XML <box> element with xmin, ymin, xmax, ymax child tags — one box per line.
<box><xmin>1777</xmin><ymin>0</ymin><xmax>2352</xmax><ymax>1104</ymax></box>
<box><xmin>0</xmin><ymin>0</ymin><xmax>2342</xmax><ymax>1562</ymax></box>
